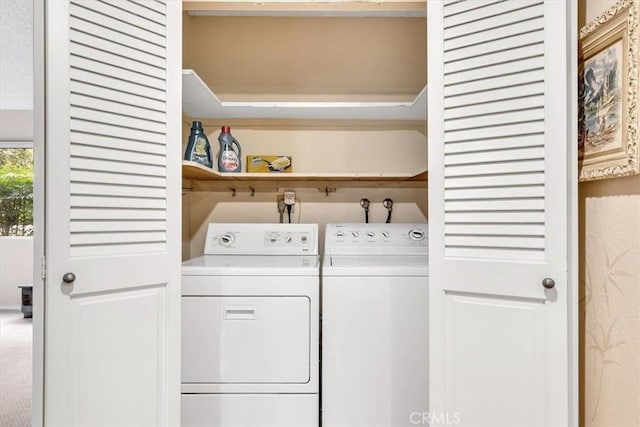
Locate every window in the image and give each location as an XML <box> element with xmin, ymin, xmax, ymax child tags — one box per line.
<box><xmin>0</xmin><ymin>148</ymin><xmax>33</xmax><ymax>236</ymax></box>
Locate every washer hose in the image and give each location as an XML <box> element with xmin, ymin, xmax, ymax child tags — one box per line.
<box><xmin>383</xmin><ymin>198</ymin><xmax>393</xmax><ymax>223</ymax></box>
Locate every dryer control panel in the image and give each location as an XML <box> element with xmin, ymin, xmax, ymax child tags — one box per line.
<box><xmin>325</xmin><ymin>223</ymin><xmax>427</xmax><ymax>256</ymax></box>
<box><xmin>204</xmin><ymin>223</ymin><xmax>318</xmax><ymax>255</ymax></box>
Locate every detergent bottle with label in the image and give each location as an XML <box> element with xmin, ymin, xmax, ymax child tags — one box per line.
<box><xmin>184</xmin><ymin>121</ymin><xmax>213</xmax><ymax>168</ymax></box>
<box><xmin>217</xmin><ymin>126</ymin><xmax>242</xmax><ymax>173</ymax></box>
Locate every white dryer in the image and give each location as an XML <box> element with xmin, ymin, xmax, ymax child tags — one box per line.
<box><xmin>181</xmin><ymin>223</ymin><xmax>319</xmax><ymax>427</ymax></box>
<box><xmin>322</xmin><ymin>223</ymin><xmax>428</xmax><ymax>427</ymax></box>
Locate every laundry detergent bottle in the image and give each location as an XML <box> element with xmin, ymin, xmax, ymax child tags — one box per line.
<box><xmin>184</xmin><ymin>121</ymin><xmax>213</xmax><ymax>168</ymax></box>
<box><xmin>217</xmin><ymin>126</ymin><xmax>242</xmax><ymax>172</ymax></box>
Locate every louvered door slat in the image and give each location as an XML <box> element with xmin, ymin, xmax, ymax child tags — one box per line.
<box><xmin>444</xmin><ymin>55</ymin><xmax>545</xmax><ymax>86</ymax></box>
<box><xmin>130</xmin><ymin>0</ymin><xmax>166</xmax><ymax>16</ymax></box>
<box><xmin>445</xmin><ymin>29</ymin><xmax>543</xmax><ymax>63</ymax></box>
<box><xmin>70</xmin><ymin>208</ymin><xmax>167</xmax><ymax>221</ymax></box>
<box><xmin>76</xmin><ymin>0</ymin><xmax>166</xmax><ymax>37</ymax></box>
<box><xmin>445</xmin><ymin>16</ymin><xmax>544</xmax><ymax>51</ymax></box>
<box><xmin>445</xmin><ymin>122</ymin><xmax>544</xmax><ymax>143</ymax></box>
<box><xmin>70</xmin><ymin>170</ymin><xmax>166</xmax><ymax>188</ymax></box>
<box><xmin>445</xmin><ymin>211</ymin><xmax>545</xmax><ymax>224</ymax></box>
<box><xmin>444</xmin><ymin>109</ymin><xmax>544</xmax><ymax>132</ymax></box>
<box><xmin>70</xmin><ymin>68</ymin><xmax>166</xmax><ymax>102</ymax></box>
<box><xmin>442</xmin><ymin>0</ymin><xmax>503</xmax><ymax>17</ymax></box>
<box><xmin>445</xmin><ymin>185</ymin><xmax>544</xmax><ymax>200</ymax></box>
<box><xmin>441</xmin><ymin>0</ymin><xmax>546</xmax><ymax>261</ymax></box>
<box><xmin>70</xmin><ymin>54</ymin><xmax>165</xmax><ymax>90</ymax></box>
<box><xmin>445</xmin><ymin>199</ymin><xmax>544</xmax><ymax>211</ymax></box>
<box><xmin>71</xmin><ymin>183</ymin><xmax>166</xmax><ymax>199</ymax></box>
<box><xmin>444</xmin><ymin>69</ymin><xmax>543</xmax><ymax>97</ymax></box>
<box><xmin>70</xmin><ymin>220</ymin><xmax>167</xmax><ymax>234</ymax></box>
<box><xmin>445</xmin><ymin>224</ymin><xmax>545</xmax><ymax>236</ymax></box>
<box><xmin>444</xmin><ymin>43</ymin><xmax>544</xmax><ymax>74</ymax></box>
<box><xmin>70</xmin><ymin>231</ymin><xmax>167</xmax><ymax>246</ymax></box>
<box><xmin>70</xmin><ymin>196</ymin><xmax>166</xmax><ymax>210</ymax></box>
<box><xmin>444</xmin><ymin>134</ymin><xmax>543</xmax><ymax>154</ymax></box>
<box><xmin>445</xmin><ymin>159</ymin><xmax>544</xmax><ymax>178</ymax></box>
<box><xmin>445</xmin><ymin>172</ymin><xmax>545</xmax><ymax>189</ymax></box>
<box><xmin>69</xmin><ymin>14</ymin><xmax>165</xmax><ymax>57</ymax></box>
<box><xmin>70</xmin><ymin>29</ymin><xmax>165</xmax><ymax>69</ymax></box>
<box><xmin>444</xmin><ymin>82</ymin><xmax>544</xmax><ymax>108</ymax></box>
<box><xmin>445</xmin><ymin>235</ymin><xmax>544</xmax><ymax>249</ymax></box>
<box><xmin>71</xmin><ymin>120</ymin><xmax>165</xmax><ymax>144</ymax></box>
<box><xmin>444</xmin><ymin>2</ymin><xmax>542</xmax><ymax>39</ymax></box>
<box><xmin>444</xmin><ymin>0</ymin><xmax>538</xmax><ymax>28</ymax></box>
<box><xmin>70</xmin><ymin>1</ymin><xmax>165</xmax><ymax>46</ymax></box>
<box><xmin>101</xmin><ymin>0</ymin><xmax>166</xmax><ymax>25</ymax></box>
<box><xmin>70</xmin><ymin>106</ymin><xmax>166</xmax><ymax>134</ymax></box>
<box><xmin>71</xmin><ymin>144</ymin><xmax>166</xmax><ymax>166</ymax></box>
<box><xmin>445</xmin><ymin>146</ymin><xmax>544</xmax><ymax>165</ymax></box>
<box><xmin>71</xmin><ymin>81</ymin><xmax>166</xmax><ymax>112</ymax></box>
<box><xmin>444</xmin><ymin>96</ymin><xmax>544</xmax><ymax>120</ymax></box>
<box><xmin>443</xmin><ymin>246</ymin><xmax>543</xmax><ymax>261</ymax></box>
<box><xmin>71</xmin><ymin>93</ymin><xmax>166</xmax><ymax>124</ymax></box>
<box><xmin>70</xmin><ymin>158</ymin><xmax>166</xmax><ymax>178</ymax></box>
<box><xmin>70</xmin><ymin>132</ymin><xmax>166</xmax><ymax>156</ymax></box>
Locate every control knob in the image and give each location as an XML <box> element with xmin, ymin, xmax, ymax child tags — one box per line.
<box><xmin>408</xmin><ymin>229</ymin><xmax>425</xmax><ymax>241</ymax></box>
<box><xmin>220</xmin><ymin>233</ymin><xmax>235</xmax><ymax>246</ymax></box>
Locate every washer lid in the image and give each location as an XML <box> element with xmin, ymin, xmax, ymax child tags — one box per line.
<box><xmin>323</xmin><ymin>255</ymin><xmax>428</xmax><ymax>277</ymax></box>
<box><xmin>182</xmin><ymin>255</ymin><xmax>320</xmax><ymax>276</ymax></box>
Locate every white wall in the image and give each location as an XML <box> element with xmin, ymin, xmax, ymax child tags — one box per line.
<box><xmin>0</xmin><ymin>0</ymin><xmax>33</xmax><ymax>142</ymax></box>
<box><xmin>0</xmin><ymin>237</ymin><xmax>34</xmax><ymax>309</ymax></box>
<box><xmin>0</xmin><ymin>0</ymin><xmax>33</xmax><ymax>110</ymax></box>
<box><xmin>578</xmin><ymin>0</ymin><xmax>640</xmax><ymax>425</ymax></box>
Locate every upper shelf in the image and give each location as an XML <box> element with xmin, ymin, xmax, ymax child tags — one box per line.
<box><xmin>182</xmin><ymin>69</ymin><xmax>427</xmax><ymax>121</ymax></box>
<box><xmin>183</xmin><ymin>1</ymin><xmax>427</xmax><ymax>18</ymax></box>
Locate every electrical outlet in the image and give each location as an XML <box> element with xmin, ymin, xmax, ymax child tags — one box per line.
<box><xmin>277</xmin><ymin>194</ymin><xmax>294</xmax><ymax>213</ymax></box>
<box><xmin>284</xmin><ymin>191</ymin><xmax>296</xmax><ymax>206</ymax></box>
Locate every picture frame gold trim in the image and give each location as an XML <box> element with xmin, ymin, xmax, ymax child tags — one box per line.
<box><xmin>579</xmin><ymin>0</ymin><xmax>638</xmax><ymax>181</ymax></box>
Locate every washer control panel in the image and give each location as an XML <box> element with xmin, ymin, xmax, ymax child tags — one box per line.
<box><xmin>325</xmin><ymin>223</ymin><xmax>427</xmax><ymax>255</ymax></box>
<box><xmin>204</xmin><ymin>223</ymin><xmax>318</xmax><ymax>255</ymax></box>
<box><xmin>264</xmin><ymin>231</ymin><xmax>312</xmax><ymax>247</ymax></box>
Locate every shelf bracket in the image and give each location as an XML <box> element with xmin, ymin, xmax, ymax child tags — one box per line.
<box><xmin>249</xmin><ymin>186</ymin><xmax>255</xmax><ymax>197</ymax></box>
<box><xmin>229</xmin><ymin>187</ymin><xmax>237</xmax><ymax>197</ymax></box>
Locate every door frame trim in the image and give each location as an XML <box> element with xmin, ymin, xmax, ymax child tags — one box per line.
<box><xmin>32</xmin><ymin>0</ymin><xmax>45</xmax><ymax>425</ymax></box>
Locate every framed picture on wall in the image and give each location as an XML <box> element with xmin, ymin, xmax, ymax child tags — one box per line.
<box><xmin>578</xmin><ymin>0</ymin><xmax>638</xmax><ymax>181</ymax></box>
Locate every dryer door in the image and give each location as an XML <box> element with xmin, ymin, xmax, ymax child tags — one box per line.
<box><xmin>182</xmin><ymin>296</ymin><xmax>310</xmax><ymax>384</ymax></box>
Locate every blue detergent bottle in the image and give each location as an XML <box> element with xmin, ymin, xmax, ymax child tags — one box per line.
<box><xmin>184</xmin><ymin>121</ymin><xmax>213</xmax><ymax>168</ymax></box>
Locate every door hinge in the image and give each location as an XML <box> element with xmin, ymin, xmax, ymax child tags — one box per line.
<box><xmin>41</xmin><ymin>255</ymin><xmax>46</xmax><ymax>280</ymax></box>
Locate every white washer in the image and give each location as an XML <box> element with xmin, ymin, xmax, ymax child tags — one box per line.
<box><xmin>322</xmin><ymin>223</ymin><xmax>429</xmax><ymax>427</ymax></box>
<box><xmin>182</xmin><ymin>223</ymin><xmax>319</xmax><ymax>427</ymax></box>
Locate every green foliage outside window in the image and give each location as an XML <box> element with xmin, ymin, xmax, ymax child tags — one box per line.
<box><xmin>0</xmin><ymin>149</ymin><xmax>34</xmax><ymax>236</ymax></box>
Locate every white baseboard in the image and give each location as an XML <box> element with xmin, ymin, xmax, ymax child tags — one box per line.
<box><xmin>0</xmin><ymin>306</ymin><xmax>21</xmax><ymax>311</ymax></box>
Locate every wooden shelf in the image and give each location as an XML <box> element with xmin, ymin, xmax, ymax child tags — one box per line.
<box><xmin>183</xmin><ymin>1</ymin><xmax>427</xmax><ymax>18</ymax></box>
<box><xmin>183</xmin><ymin>69</ymin><xmax>427</xmax><ymax>121</ymax></box>
<box><xmin>183</xmin><ymin>161</ymin><xmax>427</xmax><ymax>183</ymax></box>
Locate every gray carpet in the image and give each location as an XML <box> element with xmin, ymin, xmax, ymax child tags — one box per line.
<box><xmin>0</xmin><ymin>309</ymin><xmax>32</xmax><ymax>427</ymax></box>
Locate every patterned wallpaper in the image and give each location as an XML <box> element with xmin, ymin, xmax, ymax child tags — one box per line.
<box><xmin>583</xmin><ymin>195</ymin><xmax>640</xmax><ymax>426</ymax></box>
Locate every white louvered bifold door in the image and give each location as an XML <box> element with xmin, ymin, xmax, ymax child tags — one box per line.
<box><xmin>43</xmin><ymin>1</ymin><xmax>181</xmax><ymax>425</ymax></box>
<box><xmin>428</xmin><ymin>1</ymin><xmax>577</xmax><ymax>426</ymax></box>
